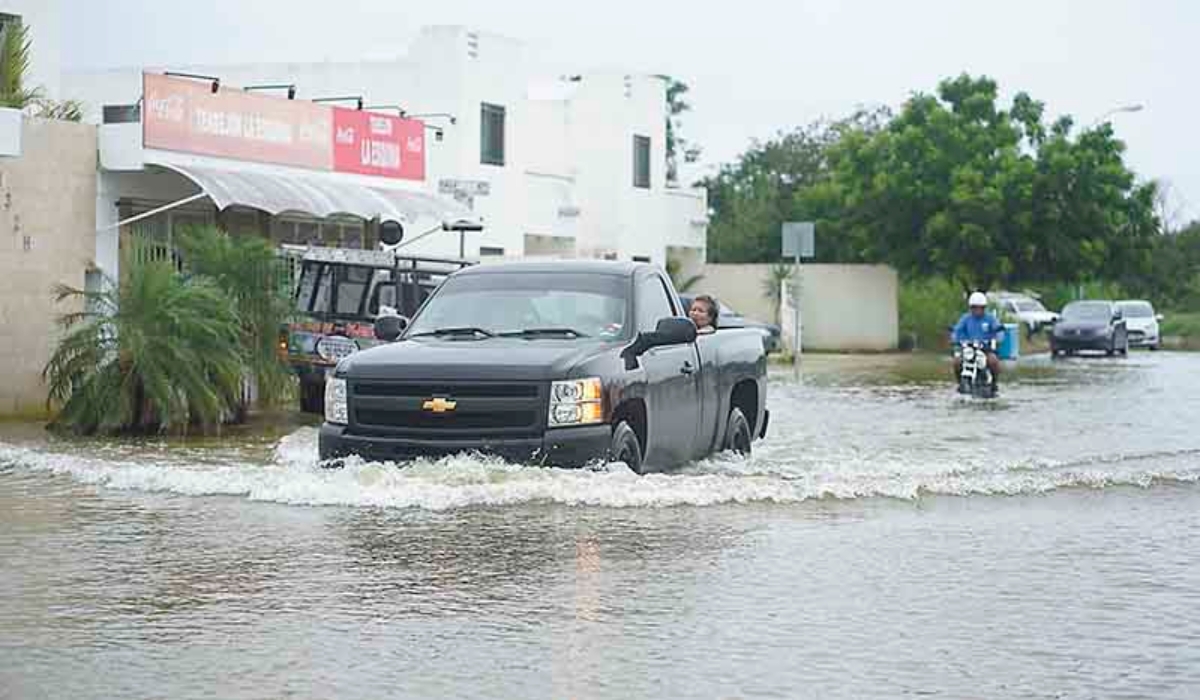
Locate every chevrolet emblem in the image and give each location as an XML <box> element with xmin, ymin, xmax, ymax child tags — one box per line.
<box><xmin>422</xmin><ymin>397</ymin><xmax>457</xmax><ymax>413</ymax></box>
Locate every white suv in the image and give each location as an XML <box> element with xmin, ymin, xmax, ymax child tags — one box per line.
<box><xmin>992</xmin><ymin>293</ymin><xmax>1059</xmax><ymax>337</ymax></box>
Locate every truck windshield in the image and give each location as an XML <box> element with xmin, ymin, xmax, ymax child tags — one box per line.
<box><xmin>407</xmin><ymin>272</ymin><xmax>629</xmax><ymax>339</ymax></box>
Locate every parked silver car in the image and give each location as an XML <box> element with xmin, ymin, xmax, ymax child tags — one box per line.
<box><xmin>1115</xmin><ymin>300</ymin><xmax>1164</xmax><ymax>350</ymax></box>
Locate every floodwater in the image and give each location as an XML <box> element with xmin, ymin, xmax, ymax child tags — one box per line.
<box><xmin>2</xmin><ymin>352</ymin><xmax>1199</xmax><ymax>699</ymax></box>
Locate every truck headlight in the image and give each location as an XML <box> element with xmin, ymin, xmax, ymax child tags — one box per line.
<box><xmin>549</xmin><ymin>377</ymin><xmax>603</xmax><ymax>428</ymax></box>
<box><xmin>325</xmin><ymin>377</ymin><xmax>348</xmax><ymax>425</ymax></box>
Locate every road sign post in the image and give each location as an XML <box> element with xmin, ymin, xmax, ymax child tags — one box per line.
<box><xmin>782</xmin><ymin>222</ymin><xmax>815</xmax><ymax>369</ymax></box>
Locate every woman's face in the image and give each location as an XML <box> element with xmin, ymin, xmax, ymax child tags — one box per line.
<box><xmin>689</xmin><ymin>300</ymin><xmax>714</xmax><ymax>328</ymax></box>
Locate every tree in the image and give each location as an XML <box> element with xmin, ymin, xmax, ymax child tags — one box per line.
<box><xmin>1153</xmin><ymin>180</ymin><xmax>1188</xmax><ymax>236</ymax></box>
<box><xmin>761</xmin><ymin>262</ymin><xmax>794</xmax><ymax>326</ymax></box>
<box><xmin>700</xmin><ymin>108</ymin><xmax>889</xmax><ymax>263</ymax></box>
<box><xmin>177</xmin><ymin>226</ymin><xmax>293</xmax><ymax>409</ymax></box>
<box><xmin>661</xmin><ymin>76</ymin><xmax>702</xmax><ymax>185</ymax></box>
<box><xmin>44</xmin><ymin>249</ymin><xmax>246</xmax><ymax>435</ymax></box>
<box><xmin>824</xmin><ymin>74</ymin><xmax>1157</xmax><ymax>290</ymax></box>
<box><xmin>1139</xmin><ymin>220</ymin><xmax>1200</xmax><ymax>308</ymax></box>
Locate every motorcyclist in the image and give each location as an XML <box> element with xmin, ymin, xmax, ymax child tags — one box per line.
<box><xmin>952</xmin><ymin>292</ymin><xmax>1005</xmax><ymax>388</ymax></box>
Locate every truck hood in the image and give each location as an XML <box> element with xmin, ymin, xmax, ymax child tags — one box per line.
<box><xmin>337</xmin><ymin>337</ymin><xmax>619</xmax><ymax>382</ymax></box>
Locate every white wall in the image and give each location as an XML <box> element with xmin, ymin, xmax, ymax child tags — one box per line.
<box><xmin>0</xmin><ymin>116</ymin><xmax>96</xmax><ymax>416</ymax></box>
<box><xmin>62</xmin><ymin>25</ymin><xmax>708</xmax><ymax>266</ymax></box>
<box><xmin>1</xmin><ymin>0</ymin><xmax>62</xmax><ymax>99</ymax></box>
<box><xmin>698</xmin><ymin>263</ymin><xmax>900</xmax><ymax>351</ymax></box>
<box><xmin>781</xmin><ymin>265</ymin><xmax>899</xmax><ymax>351</ymax></box>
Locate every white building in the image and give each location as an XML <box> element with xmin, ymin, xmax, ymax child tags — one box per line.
<box><xmin>62</xmin><ymin>25</ymin><xmax>709</xmax><ymax>281</ymax></box>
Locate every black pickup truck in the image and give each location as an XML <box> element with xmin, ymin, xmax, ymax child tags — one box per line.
<box><xmin>318</xmin><ymin>261</ymin><xmax>769</xmax><ymax>472</ymax></box>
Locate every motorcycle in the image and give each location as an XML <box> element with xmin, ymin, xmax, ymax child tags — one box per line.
<box><xmin>956</xmin><ymin>340</ymin><xmax>998</xmax><ymax>399</ymax></box>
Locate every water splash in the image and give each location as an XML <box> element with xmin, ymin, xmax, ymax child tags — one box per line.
<box><xmin>2</xmin><ymin>429</ymin><xmax>1197</xmax><ymax>512</ymax></box>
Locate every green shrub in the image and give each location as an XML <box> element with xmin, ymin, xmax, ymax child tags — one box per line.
<box><xmin>1161</xmin><ymin>312</ymin><xmax>1200</xmax><ymax>339</ymax></box>
<box><xmin>899</xmin><ymin>277</ymin><xmax>965</xmax><ymax>351</ymax></box>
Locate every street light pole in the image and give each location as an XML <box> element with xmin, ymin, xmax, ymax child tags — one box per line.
<box><xmin>1086</xmin><ymin>103</ymin><xmax>1144</xmax><ymax>130</ymax></box>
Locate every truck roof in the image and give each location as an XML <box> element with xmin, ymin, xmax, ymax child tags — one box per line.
<box><xmin>457</xmin><ymin>260</ymin><xmax>649</xmax><ymax>277</ymax></box>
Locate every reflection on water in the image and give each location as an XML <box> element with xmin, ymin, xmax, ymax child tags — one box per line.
<box><xmin>2</xmin><ymin>352</ymin><xmax>1200</xmax><ymax>698</ymax></box>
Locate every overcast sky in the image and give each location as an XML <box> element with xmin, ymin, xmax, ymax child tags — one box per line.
<box><xmin>62</xmin><ymin>0</ymin><xmax>1199</xmax><ymax>223</ymax></box>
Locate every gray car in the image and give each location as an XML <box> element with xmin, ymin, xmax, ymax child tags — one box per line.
<box><xmin>1050</xmin><ymin>300</ymin><xmax>1129</xmax><ymax>357</ymax></box>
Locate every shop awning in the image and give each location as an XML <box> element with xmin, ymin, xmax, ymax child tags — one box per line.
<box><xmin>152</xmin><ymin>163</ymin><xmax>475</xmax><ymax>226</ymax></box>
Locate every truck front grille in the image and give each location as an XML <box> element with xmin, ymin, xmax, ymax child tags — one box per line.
<box><xmin>348</xmin><ymin>380</ymin><xmax>546</xmax><ymax>439</ymax></box>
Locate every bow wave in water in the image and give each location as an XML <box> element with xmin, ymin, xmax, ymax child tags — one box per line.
<box><xmin>5</xmin><ymin>353</ymin><xmax>1200</xmax><ymax>511</ymax></box>
<box><xmin>2</xmin><ymin>426</ymin><xmax>1198</xmax><ymax>511</ymax></box>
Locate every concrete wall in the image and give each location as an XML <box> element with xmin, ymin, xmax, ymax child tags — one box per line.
<box><xmin>0</xmin><ymin>0</ymin><xmax>62</xmax><ymax>100</ymax></box>
<box><xmin>697</xmin><ymin>263</ymin><xmax>899</xmax><ymax>351</ymax></box>
<box><xmin>62</xmin><ymin>26</ymin><xmax>708</xmax><ymax>266</ymax></box>
<box><xmin>0</xmin><ymin>117</ymin><xmax>98</xmax><ymax>416</ymax></box>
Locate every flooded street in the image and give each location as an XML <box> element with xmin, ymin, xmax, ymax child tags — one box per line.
<box><xmin>3</xmin><ymin>352</ymin><xmax>1200</xmax><ymax>699</ymax></box>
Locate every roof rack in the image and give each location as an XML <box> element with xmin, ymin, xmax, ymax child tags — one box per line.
<box><xmin>278</xmin><ymin>244</ymin><xmax>474</xmax><ymax>270</ymax></box>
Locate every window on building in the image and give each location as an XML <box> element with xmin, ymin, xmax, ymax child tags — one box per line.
<box><xmin>481</xmin><ymin>103</ymin><xmax>506</xmax><ymax>166</ymax></box>
<box><xmin>632</xmin><ymin>256</ymin><xmax>651</xmax><ymax>263</ymax></box>
<box><xmin>636</xmin><ymin>274</ymin><xmax>675</xmax><ymax>332</ymax></box>
<box><xmin>103</xmin><ymin>104</ymin><xmax>141</xmax><ymax>124</ymax></box>
<box><xmin>633</xmin><ymin>135</ymin><xmax>651</xmax><ymax>189</ymax></box>
<box><xmin>479</xmin><ymin>246</ymin><xmax>505</xmax><ymax>257</ymax></box>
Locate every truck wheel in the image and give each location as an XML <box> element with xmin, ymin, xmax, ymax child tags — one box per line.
<box><xmin>610</xmin><ymin>421</ymin><xmax>643</xmax><ymax>474</ymax></box>
<box><xmin>723</xmin><ymin>407</ymin><xmax>753</xmax><ymax>456</ymax></box>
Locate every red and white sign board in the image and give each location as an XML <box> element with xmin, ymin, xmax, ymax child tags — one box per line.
<box><xmin>332</xmin><ymin>108</ymin><xmax>425</xmax><ymax>180</ymax></box>
<box><xmin>142</xmin><ymin>73</ymin><xmax>425</xmax><ymax>180</ymax></box>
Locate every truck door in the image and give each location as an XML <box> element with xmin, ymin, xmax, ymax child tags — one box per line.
<box><xmin>636</xmin><ymin>272</ymin><xmax>700</xmax><ymax>465</ymax></box>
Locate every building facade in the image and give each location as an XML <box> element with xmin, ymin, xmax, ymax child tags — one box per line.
<box><xmin>62</xmin><ymin>26</ymin><xmax>709</xmax><ymax>281</ymax></box>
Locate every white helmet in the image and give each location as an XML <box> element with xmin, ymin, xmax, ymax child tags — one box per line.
<box><xmin>968</xmin><ymin>291</ymin><xmax>988</xmax><ymax>308</ymax></box>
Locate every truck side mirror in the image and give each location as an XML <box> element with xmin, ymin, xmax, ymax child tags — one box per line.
<box><xmin>652</xmin><ymin>317</ymin><xmax>698</xmax><ymax>345</ymax></box>
<box><xmin>620</xmin><ymin>317</ymin><xmax>698</xmax><ymax>369</ymax></box>
<box><xmin>374</xmin><ymin>314</ymin><xmax>409</xmax><ymax>341</ymax></box>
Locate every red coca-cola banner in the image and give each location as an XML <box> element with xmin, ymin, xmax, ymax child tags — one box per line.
<box><xmin>142</xmin><ymin>73</ymin><xmax>425</xmax><ymax>180</ymax></box>
<box><xmin>332</xmin><ymin>108</ymin><xmax>425</xmax><ymax>180</ymax></box>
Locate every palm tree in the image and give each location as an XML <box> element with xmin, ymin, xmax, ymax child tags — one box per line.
<box><xmin>177</xmin><ymin>225</ymin><xmax>293</xmax><ymax>408</ymax></box>
<box><xmin>0</xmin><ymin>18</ymin><xmax>83</xmax><ymax>120</ymax></box>
<box><xmin>761</xmin><ymin>262</ymin><xmax>795</xmax><ymax>326</ymax></box>
<box><xmin>666</xmin><ymin>257</ymin><xmax>705</xmax><ymax>293</ymax></box>
<box><xmin>0</xmin><ymin>20</ymin><xmax>41</xmax><ymax>110</ymax></box>
<box><xmin>43</xmin><ymin>249</ymin><xmax>246</xmax><ymax>435</ymax></box>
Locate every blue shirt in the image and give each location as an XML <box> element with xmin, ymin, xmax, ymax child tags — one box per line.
<box><xmin>952</xmin><ymin>312</ymin><xmax>1005</xmax><ymax>343</ymax></box>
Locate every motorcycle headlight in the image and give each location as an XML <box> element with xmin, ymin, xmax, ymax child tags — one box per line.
<box><xmin>549</xmin><ymin>377</ymin><xmax>603</xmax><ymax>428</ymax></box>
<box><xmin>324</xmin><ymin>377</ymin><xmax>348</xmax><ymax>425</ymax></box>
